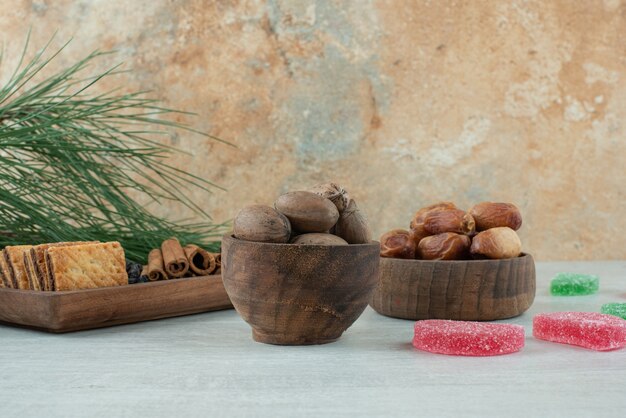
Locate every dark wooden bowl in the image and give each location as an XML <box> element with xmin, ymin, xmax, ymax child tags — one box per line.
<box><xmin>221</xmin><ymin>234</ymin><xmax>380</xmax><ymax>345</ymax></box>
<box><xmin>370</xmin><ymin>254</ymin><xmax>536</xmax><ymax>321</ymax></box>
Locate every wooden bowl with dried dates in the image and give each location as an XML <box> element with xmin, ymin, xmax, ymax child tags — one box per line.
<box><xmin>222</xmin><ymin>183</ymin><xmax>380</xmax><ymax>345</ymax></box>
<box><xmin>370</xmin><ymin>202</ymin><xmax>536</xmax><ymax>321</ymax></box>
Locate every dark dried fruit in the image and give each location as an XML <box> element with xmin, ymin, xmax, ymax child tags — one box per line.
<box><xmin>129</xmin><ymin>274</ymin><xmax>149</xmax><ymax>285</ymax></box>
<box><xmin>126</xmin><ymin>259</ymin><xmax>142</xmax><ymax>280</ymax></box>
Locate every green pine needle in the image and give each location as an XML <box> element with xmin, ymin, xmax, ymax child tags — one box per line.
<box><xmin>0</xmin><ymin>35</ymin><xmax>228</xmax><ymax>261</ymax></box>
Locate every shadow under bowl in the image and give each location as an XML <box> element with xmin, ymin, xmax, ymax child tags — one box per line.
<box><xmin>370</xmin><ymin>254</ymin><xmax>536</xmax><ymax>321</ymax></box>
<box><xmin>221</xmin><ymin>234</ymin><xmax>380</xmax><ymax>345</ymax></box>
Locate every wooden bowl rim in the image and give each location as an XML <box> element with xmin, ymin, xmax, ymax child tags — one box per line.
<box><xmin>380</xmin><ymin>253</ymin><xmax>533</xmax><ymax>265</ymax></box>
<box><xmin>223</xmin><ymin>234</ymin><xmax>380</xmax><ymax>249</ymax></box>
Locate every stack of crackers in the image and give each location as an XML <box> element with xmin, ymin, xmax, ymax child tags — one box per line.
<box><xmin>0</xmin><ymin>241</ymin><xmax>128</xmax><ymax>291</ymax></box>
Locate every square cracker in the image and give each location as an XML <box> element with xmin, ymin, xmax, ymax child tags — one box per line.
<box><xmin>0</xmin><ymin>250</ymin><xmax>10</xmax><ymax>288</ymax></box>
<box><xmin>30</xmin><ymin>241</ymin><xmax>98</xmax><ymax>291</ymax></box>
<box><xmin>46</xmin><ymin>241</ymin><xmax>127</xmax><ymax>291</ymax></box>
<box><xmin>24</xmin><ymin>251</ymin><xmax>41</xmax><ymax>291</ymax></box>
<box><xmin>4</xmin><ymin>245</ymin><xmax>34</xmax><ymax>289</ymax></box>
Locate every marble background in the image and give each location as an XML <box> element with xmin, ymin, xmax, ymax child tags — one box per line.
<box><xmin>1</xmin><ymin>0</ymin><xmax>624</xmax><ymax>260</ymax></box>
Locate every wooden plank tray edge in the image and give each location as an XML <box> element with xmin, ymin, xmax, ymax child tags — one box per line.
<box><xmin>0</xmin><ymin>275</ymin><xmax>233</xmax><ymax>333</ymax></box>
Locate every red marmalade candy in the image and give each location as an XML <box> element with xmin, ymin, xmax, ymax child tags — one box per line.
<box><xmin>533</xmin><ymin>312</ymin><xmax>626</xmax><ymax>351</ymax></box>
<box><xmin>412</xmin><ymin>320</ymin><xmax>525</xmax><ymax>356</ymax></box>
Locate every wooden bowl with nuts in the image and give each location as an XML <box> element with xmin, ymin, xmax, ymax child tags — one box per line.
<box><xmin>370</xmin><ymin>202</ymin><xmax>536</xmax><ymax>321</ymax></box>
<box><xmin>222</xmin><ymin>183</ymin><xmax>380</xmax><ymax>345</ymax></box>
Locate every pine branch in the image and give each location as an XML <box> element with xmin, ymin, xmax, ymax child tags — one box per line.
<box><xmin>0</xmin><ymin>35</ymin><xmax>229</xmax><ymax>261</ymax></box>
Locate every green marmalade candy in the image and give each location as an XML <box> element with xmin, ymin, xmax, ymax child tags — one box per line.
<box><xmin>550</xmin><ymin>273</ymin><xmax>599</xmax><ymax>296</ymax></box>
<box><xmin>601</xmin><ymin>303</ymin><xmax>626</xmax><ymax>320</ymax></box>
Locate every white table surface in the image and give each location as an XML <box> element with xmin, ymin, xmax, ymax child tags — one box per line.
<box><xmin>1</xmin><ymin>261</ymin><xmax>625</xmax><ymax>418</ymax></box>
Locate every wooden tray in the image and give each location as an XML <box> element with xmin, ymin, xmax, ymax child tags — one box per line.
<box><xmin>0</xmin><ymin>275</ymin><xmax>233</xmax><ymax>333</ymax></box>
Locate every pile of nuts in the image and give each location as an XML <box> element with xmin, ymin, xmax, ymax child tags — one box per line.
<box><xmin>380</xmin><ymin>202</ymin><xmax>523</xmax><ymax>260</ymax></box>
<box><xmin>233</xmin><ymin>182</ymin><xmax>372</xmax><ymax>245</ymax></box>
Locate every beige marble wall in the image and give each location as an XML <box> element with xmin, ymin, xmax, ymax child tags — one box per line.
<box><xmin>1</xmin><ymin>0</ymin><xmax>624</xmax><ymax>260</ymax></box>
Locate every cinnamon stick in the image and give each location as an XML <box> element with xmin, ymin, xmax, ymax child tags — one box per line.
<box><xmin>183</xmin><ymin>244</ymin><xmax>216</xmax><ymax>276</ymax></box>
<box><xmin>213</xmin><ymin>253</ymin><xmax>221</xmax><ymax>275</ymax></box>
<box><xmin>147</xmin><ymin>249</ymin><xmax>167</xmax><ymax>281</ymax></box>
<box><xmin>214</xmin><ymin>253</ymin><xmax>221</xmax><ymax>268</ymax></box>
<box><xmin>161</xmin><ymin>238</ymin><xmax>189</xmax><ymax>278</ymax></box>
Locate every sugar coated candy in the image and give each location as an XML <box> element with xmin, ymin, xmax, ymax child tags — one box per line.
<box><xmin>550</xmin><ymin>272</ymin><xmax>599</xmax><ymax>296</ymax></box>
<box><xmin>412</xmin><ymin>320</ymin><xmax>525</xmax><ymax>356</ymax></box>
<box><xmin>600</xmin><ymin>303</ymin><xmax>626</xmax><ymax>320</ymax></box>
<box><xmin>533</xmin><ymin>312</ymin><xmax>626</xmax><ymax>351</ymax></box>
